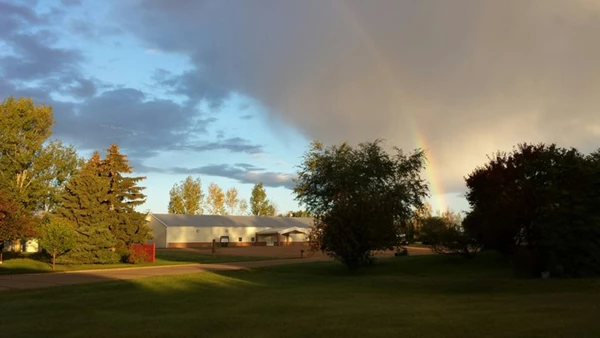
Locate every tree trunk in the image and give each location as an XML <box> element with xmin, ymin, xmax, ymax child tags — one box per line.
<box><xmin>52</xmin><ymin>253</ymin><xmax>56</xmax><ymax>270</ymax></box>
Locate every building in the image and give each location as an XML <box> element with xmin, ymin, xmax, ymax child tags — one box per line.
<box><xmin>146</xmin><ymin>213</ymin><xmax>314</xmax><ymax>248</ymax></box>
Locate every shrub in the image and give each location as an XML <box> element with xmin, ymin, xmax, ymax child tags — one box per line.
<box><xmin>127</xmin><ymin>249</ymin><xmax>150</xmax><ymax>264</ymax></box>
<box><xmin>421</xmin><ymin>216</ymin><xmax>481</xmax><ymax>259</ymax></box>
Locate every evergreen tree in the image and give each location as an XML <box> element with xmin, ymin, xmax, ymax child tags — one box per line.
<box><xmin>100</xmin><ymin>144</ymin><xmax>150</xmax><ymax>247</ymax></box>
<box><xmin>55</xmin><ymin>153</ymin><xmax>119</xmax><ymax>264</ymax></box>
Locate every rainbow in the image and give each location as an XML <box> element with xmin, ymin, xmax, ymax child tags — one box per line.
<box><xmin>412</xmin><ymin>128</ymin><xmax>447</xmax><ymax>213</ymax></box>
<box><xmin>335</xmin><ymin>0</ymin><xmax>448</xmax><ymax>213</ymax></box>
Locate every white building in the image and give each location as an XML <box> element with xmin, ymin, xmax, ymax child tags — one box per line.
<box><xmin>146</xmin><ymin>213</ymin><xmax>313</xmax><ymax>248</ymax></box>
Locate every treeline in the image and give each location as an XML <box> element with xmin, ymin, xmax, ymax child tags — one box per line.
<box><xmin>295</xmin><ymin>140</ymin><xmax>600</xmax><ymax>277</ymax></box>
<box><xmin>168</xmin><ymin>178</ymin><xmax>310</xmax><ymax>217</ymax></box>
<box><xmin>0</xmin><ymin>97</ymin><xmax>150</xmax><ymax>267</ymax></box>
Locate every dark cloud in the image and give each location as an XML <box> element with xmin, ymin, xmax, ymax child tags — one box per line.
<box><xmin>116</xmin><ymin>0</ymin><xmax>600</xmax><ymax>194</ymax></box>
<box><xmin>66</xmin><ymin>77</ymin><xmax>98</xmax><ymax>98</ymax></box>
<box><xmin>0</xmin><ymin>31</ymin><xmax>83</xmax><ymax>81</ymax></box>
<box><xmin>50</xmin><ymin>88</ymin><xmax>216</xmax><ymax>158</ymax></box>
<box><xmin>240</xmin><ymin>114</ymin><xmax>254</xmax><ymax>120</ymax></box>
<box><xmin>173</xmin><ymin>137</ymin><xmax>263</xmax><ymax>154</ymax></box>
<box><xmin>0</xmin><ymin>1</ymin><xmax>46</xmax><ymax>31</ymax></box>
<box><xmin>133</xmin><ymin>162</ymin><xmax>295</xmax><ymax>189</ymax></box>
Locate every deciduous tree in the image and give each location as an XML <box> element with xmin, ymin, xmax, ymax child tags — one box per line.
<box><xmin>168</xmin><ymin>176</ymin><xmax>204</xmax><ymax>214</ymax></box>
<box><xmin>0</xmin><ymin>193</ymin><xmax>36</xmax><ymax>261</ymax></box>
<box><xmin>294</xmin><ymin>140</ymin><xmax>428</xmax><ymax>269</ymax></box>
<box><xmin>250</xmin><ymin>182</ymin><xmax>276</xmax><ymax>216</ymax></box>
<box><xmin>0</xmin><ymin>97</ymin><xmax>79</xmax><ymax>214</ymax></box>
<box><xmin>464</xmin><ymin>143</ymin><xmax>600</xmax><ymax>276</ymax></box>
<box><xmin>206</xmin><ymin>183</ymin><xmax>226</xmax><ymax>215</ymax></box>
<box><xmin>225</xmin><ymin>187</ymin><xmax>239</xmax><ymax>215</ymax></box>
<box><xmin>238</xmin><ymin>199</ymin><xmax>249</xmax><ymax>216</ymax></box>
<box><xmin>38</xmin><ymin>217</ymin><xmax>76</xmax><ymax>270</ymax></box>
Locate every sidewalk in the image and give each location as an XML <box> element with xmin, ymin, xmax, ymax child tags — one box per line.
<box><xmin>0</xmin><ymin>257</ymin><xmax>328</xmax><ymax>292</ymax></box>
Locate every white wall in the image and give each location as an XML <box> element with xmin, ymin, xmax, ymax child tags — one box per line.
<box><xmin>2</xmin><ymin>239</ymin><xmax>40</xmax><ymax>253</ymax></box>
<box><xmin>147</xmin><ymin>218</ymin><xmax>168</xmax><ymax>248</ymax></box>
<box><xmin>167</xmin><ymin>226</ymin><xmax>269</xmax><ymax>244</ymax></box>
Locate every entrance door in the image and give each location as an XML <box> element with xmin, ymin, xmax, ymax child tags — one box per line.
<box><xmin>266</xmin><ymin>236</ymin><xmax>275</xmax><ymax>246</ymax></box>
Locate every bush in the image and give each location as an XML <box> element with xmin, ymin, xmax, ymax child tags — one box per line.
<box><xmin>421</xmin><ymin>216</ymin><xmax>481</xmax><ymax>259</ymax></box>
<box><xmin>127</xmin><ymin>249</ymin><xmax>150</xmax><ymax>264</ymax></box>
<box><xmin>56</xmin><ymin>249</ymin><xmax>120</xmax><ymax>264</ymax></box>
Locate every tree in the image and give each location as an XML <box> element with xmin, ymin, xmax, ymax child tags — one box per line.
<box><xmin>168</xmin><ymin>176</ymin><xmax>204</xmax><ymax>214</ymax></box>
<box><xmin>238</xmin><ymin>199</ymin><xmax>249</xmax><ymax>216</ymax></box>
<box><xmin>294</xmin><ymin>140</ymin><xmax>429</xmax><ymax>269</ymax></box>
<box><xmin>0</xmin><ymin>193</ymin><xmax>36</xmax><ymax>262</ymax></box>
<box><xmin>35</xmin><ymin>141</ymin><xmax>81</xmax><ymax>212</ymax></box>
<box><xmin>420</xmin><ymin>213</ymin><xmax>480</xmax><ymax>258</ymax></box>
<box><xmin>225</xmin><ymin>187</ymin><xmax>239</xmax><ymax>215</ymax></box>
<box><xmin>283</xmin><ymin>210</ymin><xmax>312</xmax><ymax>217</ymax></box>
<box><xmin>38</xmin><ymin>217</ymin><xmax>76</xmax><ymax>270</ymax></box>
<box><xmin>401</xmin><ymin>202</ymin><xmax>433</xmax><ymax>242</ymax></box>
<box><xmin>99</xmin><ymin>144</ymin><xmax>151</xmax><ymax>247</ymax></box>
<box><xmin>250</xmin><ymin>182</ymin><xmax>276</xmax><ymax>216</ymax></box>
<box><xmin>206</xmin><ymin>183</ymin><xmax>226</xmax><ymax>215</ymax></box>
<box><xmin>0</xmin><ymin>96</ymin><xmax>79</xmax><ymax>218</ymax></box>
<box><xmin>464</xmin><ymin>143</ymin><xmax>600</xmax><ymax>277</ymax></box>
<box><xmin>54</xmin><ymin>153</ymin><xmax>120</xmax><ymax>264</ymax></box>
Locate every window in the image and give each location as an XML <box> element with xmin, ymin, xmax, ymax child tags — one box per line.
<box><xmin>251</xmin><ymin>237</ymin><xmax>255</xmax><ymax>242</ymax></box>
<box><xmin>238</xmin><ymin>237</ymin><xmax>242</xmax><ymax>242</ymax></box>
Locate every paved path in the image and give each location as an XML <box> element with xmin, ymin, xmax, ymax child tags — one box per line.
<box><xmin>0</xmin><ymin>258</ymin><xmax>327</xmax><ymax>292</ymax></box>
<box><xmin>0</xmin><ymin>246</ymin><xmax>432</xmax><ymax>292</ymax></box>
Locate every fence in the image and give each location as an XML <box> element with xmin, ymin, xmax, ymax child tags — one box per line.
<box><xmin>131</xmin><ymin>243</ymin><xmax>156</xmax><ymax>263</ymax></box>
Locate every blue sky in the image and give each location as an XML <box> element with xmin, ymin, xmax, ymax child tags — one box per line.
<box><xmin>2</xmin><ymin>0</ymin><xmax>599</xmax><ymax>215</ymax></box>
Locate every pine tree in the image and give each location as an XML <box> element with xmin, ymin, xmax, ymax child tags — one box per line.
<box><xmin>54</xmin><ymin>153</ymin><xmax>119</xmax><ymax>264</ymax></box>
<box><xmin>100</xmin><ymin>144</ymin><xmax>150</xmax><ymax>247</ymax></box>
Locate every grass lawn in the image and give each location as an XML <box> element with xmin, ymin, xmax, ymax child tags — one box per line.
<box><xmin>1</xmin><ymin>253</ymin><xmax>599</xmax><ymax>337</ymax></box>
<box><xmin>0</xmin><ymin>248</ymin><xmax>278</xmax><ymax>275</ymax></box>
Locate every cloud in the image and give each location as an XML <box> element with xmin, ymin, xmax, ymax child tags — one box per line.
<box><xmin>132</xmin><ymin>162</ymin><xmax>294</xmax><ymax>189</ymax></box>
<box><xmin>116</xmin><ymin>0</ymin><xmax>600</xmax><ymax>194</ymax></box>
<box><xmin>0</xmin><ymin>31</ymin><xmax>83</xmax><ymax>81</ymax></box>
<box><xmin>239</xmin><ymin>114</ymin><xmax>254</xmax><ymax>120</ymax></box>
<box><xmin>61</xmin><ymin>0</ymin><xmax>82</xmax><ymax>6</ymax></box>
<box><xmin>172</xmin><ymin>137</ymin><xmax>263</xmax><ymax>154</ymax></box>
<box><xmin>50</xmin><ymin>88</ymin><xmax>217</xmax><ymax>158</ymax></box>
<box><xmin>68</xmin><ymin>19</ymin><xmax>122</xmax><ymax>40</ymax></box>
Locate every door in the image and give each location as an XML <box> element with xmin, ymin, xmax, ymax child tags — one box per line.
<box><xmin>266</xmin><ymin>236</ymin><xmax>274</xmax><ymax>246</ymax></box>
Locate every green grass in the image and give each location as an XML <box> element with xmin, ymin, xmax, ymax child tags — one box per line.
<box><xmin>1</xmin><ymin>253</ymin><xmax>599</xmax><ymax>337</ymax></box>
<box><xmin>0</xmin><ymin>249</ymin><xmax>277</xmax><ymax>275</ymax></box>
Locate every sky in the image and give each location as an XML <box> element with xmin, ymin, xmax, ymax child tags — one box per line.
<box><xmin>1</xmin><ymin>0</ymin><xmax>599</xmax><ymax>215</ymax></box>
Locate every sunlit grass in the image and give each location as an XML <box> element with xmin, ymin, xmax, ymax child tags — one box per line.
<box><xmin>0</xmin><ymin>249</ymin><xmax>278</xmax><ymax>275</ymax></box>
<box><xmin>1</xmin><ymin>253</ymin><xmax>599</xmax><ymax>337</ymax></box>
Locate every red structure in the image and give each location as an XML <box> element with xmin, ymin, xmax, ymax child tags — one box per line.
<box><xmin>131</xmin><ymin>243</ymin><xmax>156</xmax><ymax>263</ymax></box>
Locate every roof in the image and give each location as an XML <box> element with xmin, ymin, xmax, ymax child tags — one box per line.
<box><xmin>150</xmin><ymin>213</ymin><xmax>314</xmax><ymax>228</ymax></box>
<box><xmin>256</xmin><ymin>226</ymin><xmax>309</xmax><ymax>235</ymax></box>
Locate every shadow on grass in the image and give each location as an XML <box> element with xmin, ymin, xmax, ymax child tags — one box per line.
<box><xmin>2</xmin><ymin>253</ymin><xmax>600</xmax><ymax>338</ymax></box>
